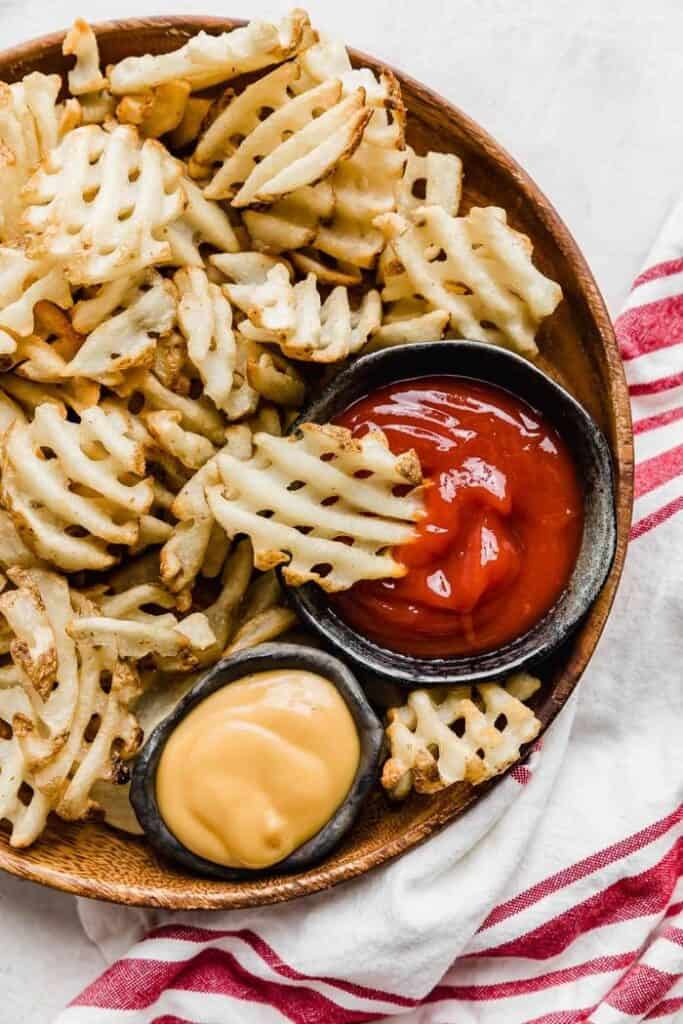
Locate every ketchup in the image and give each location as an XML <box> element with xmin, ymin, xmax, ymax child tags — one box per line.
<box><xmin>332</xmin><ymin>376</ymin><xmax>583</xmax><ymax>657</ymax></box>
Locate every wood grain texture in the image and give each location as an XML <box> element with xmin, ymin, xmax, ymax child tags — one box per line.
<box><xmin>0</xmin><ymin>16</ymin><xmax>634</xmax><ymax>910</ymax></box>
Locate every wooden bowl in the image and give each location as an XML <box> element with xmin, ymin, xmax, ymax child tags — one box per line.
<box><xmin>0</xmin><ymin>16</ymin><xmax>633</xmax><ymax>909</ymax></box>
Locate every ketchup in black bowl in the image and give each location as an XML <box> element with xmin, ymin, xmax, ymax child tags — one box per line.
<box><xmin>332</xmin><ymin>376</ymin><xmax>583</xmax><ymax>658</ymax></box>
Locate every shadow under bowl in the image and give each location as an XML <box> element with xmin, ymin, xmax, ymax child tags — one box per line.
<box><xmin>284</xmin><ymin>341</ymin><xmax>617</xmax><ymax>686</ymax></box>
<box><xmin>130</xmin><ymin>644</ymin><xmax>384</xmax><ymax>880</ymax></box>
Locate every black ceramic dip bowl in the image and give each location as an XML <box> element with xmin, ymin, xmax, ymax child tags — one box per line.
<box><xmin>130</xmin><ymin>643</ymin><xmax>383</xmax><ymax>880</ymax></box>
<box><xmin>284</xmin><ymin>341</ymin><xmax>616</xmax><ymax>686</ymax></box>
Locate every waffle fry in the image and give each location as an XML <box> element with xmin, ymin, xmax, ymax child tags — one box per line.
<box><xmin>207</xmin><ymin>422</ymin><xmax>423</xmax><ymax>591</ymax></box>
<box><xmin>246</xmin><ymin>343</ymin><xmax>306</xmax><ymax>407</ymax></box>
<box><xmin>398</xmin><ymin>146</ymin><xmax>463</xmax><ymax>215</ymax></box>
<box><xmin>23</xmin><ymin>123</ymin><xmax>185</xmax><ymax>286</ymax></box>
<box><xmin>63</xmin><ymin>19</ymin><xmax>107</xmax><ymax>97</ymax></box>
<box><xmin>382</xmin><ymin>674</ymin><xmax>542</xmax><ymax>799</ymax></box>
<box><xmin>108</xmin><ymin>11</ymin><xmax>314</xmax><ymax>94</ymax></box>
<box><xmin>175</xmin><ymin>266</ymin><xmax>258</xmax><ymax>418</ymax></box>
<box><xmin>0</xmin><ymin>247</ymin><xmax>71</xmax><ymax>341</ymax></box>
<box><xmin>166</xmin><ymin>176</ymin><xmax>240</xmax><ymax>267</ymax></box>
<box><xmin>144</xmin><ymin>410</ymin><xmax>216</xmax><ymax>470</ymax></box>
<box><xmin>115</xmin><ymin>368</ymin><xmax>226</xmax><ymax>444</ymax></box>
<box><xmin>0</xmin><ymin>570</ymin><xmax>143</xmax><ymax>831</ymax></box>
<box><xmin>377</xmin><ymin>205</ymin><xmax>563</xmax><ymax>356</ymax></box>
<box><xmin>0</xmin><ymin>73</ymin><xmax>62</xmax><ymax>242</ymax></box>
<box><xmin>2</xmin><ymin>403</ymin><xmax>154</xmax><ymax>570</ymax></box>
<box><xmin>230</xmin><ymin>265</ymin><xmax>381</xmax><ymax>363</ymax></box>
<box><xmin>365</xmin><ymin>305</ymin><xmax>449</xmax><ymax>352</ymax></box>
<box><xmin>191</xmin><ymin>60</ymin><xmax>303</xmax><ymax>178</ymax></box>
<box><xmin>68</xmin><ymin>603</ymin><xmax>215</xmax><ymax>666</ymax></box>
<box><xmin>117</xmin><ymin>80</ymin><xmax>191</xmax><ymax>139</ymax></box>
<box><xmin>206</xmin><ymin>83</ymin><xmax>371</xmax><ymax>206</ymax></box>
<box><xmin>169</xmin><ymin>97</ymin><xmax>212</xmax><ymax>151</ymax></box>
<box><xmin>62</xmin><ymin>273</ymin><xmax>176</xmax><ymax>384</ymax></box>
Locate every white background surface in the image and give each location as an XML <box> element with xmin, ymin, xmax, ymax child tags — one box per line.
<box><xmin>0</xmin><ymin>1</ymin><xmax>681</xmax><ymax>1021</ymax></box>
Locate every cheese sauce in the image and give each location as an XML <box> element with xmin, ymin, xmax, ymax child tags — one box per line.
<box><xmin>156</xmin><ymin>669</ymin><xmax>360</xmax><ymax>869</ymax></box>
<box><xmin>333</xmin><ymin>376</ymin><xmax>583</xmax><ymax>657</ymax></box>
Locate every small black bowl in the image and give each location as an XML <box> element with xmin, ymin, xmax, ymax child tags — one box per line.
<box><xmin>285</xmin><ymin>341</ymin><xmax>617</xmax><ymax>686</ymax></box>
<box><xmin>130</xmin><ymin>643</ymin><xmax>383</xmax><ymax>880</ymax></box>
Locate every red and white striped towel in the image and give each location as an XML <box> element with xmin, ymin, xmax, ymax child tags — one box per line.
<box><xmin>55</xmin><ymin>209</ymin><xmax>683</xmax><ymax>1024</ymax></box>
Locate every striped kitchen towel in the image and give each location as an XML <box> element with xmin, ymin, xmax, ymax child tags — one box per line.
<box><xmin>56</xmin><ymin>206</ymin><xmax>683</xmax><ymax>1024</ymax></box>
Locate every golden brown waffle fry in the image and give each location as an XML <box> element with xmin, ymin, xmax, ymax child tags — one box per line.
<box><xmin>382</xmin><ymin>674</ymin><xmax>542</xmax><ymax>799</ymax></box>
<box><xmin>108</xmin><ymin>11</ymin><xmax>313</xmax><ymax>94</ymax></box>
<box><xmin>230</xmin><ymin>265</ymin><xmax>381</xmax><ymax>363</ymax></box>
<box><xmin>144</xmin><ymin>410</ymin><xmax>216</xmax><ymax>470</ymax></box>
<box><xmin>246</xmin><ymin>343</ymin><xmax>306</xmax><ymax>407</ymax></box>
<box><xmin>116</xmin><ymin>80</ymin><xmax>191</xmax><ymax>139</ymax></box>
<box><xmin>0</xmin><ymin>73</ymin><xmax>62</xmax><ymax>242</ymax></box>
<box><xmin>62</xmin><ymin>273</ymin><xmax>176</xmax><ymax>384</ymax></box>
<box><xmin>0</xmin><ymin>247</ymin><xmax>71</xmax><ymax>341</ymax></box>
<box><xmin>376</xmin><ymin>205</ymin><xmax>563</xmax><ymax>356</ymax></box>
<box><xmin>115</xmin><ymin>368</ymin><xmax>226</xmax><ymax>444</ymax></box>
<box><xmin>206</xmin><ymin>83</ymin><xmax>371</xmax><ymax>206</ymax></box>
<box><xmin>398</xmin><ymin>146</ymin><xmax>463</xmax><ymax>215</ymax></box>
<box><xmin>207</xmin><ymin>422</ymin><xmax>423</xmax><ymax>591</ymax></box>
<box><xmin>23</xmin><ymin>124</ymin><xmax>185</xmax><ymax>286</ymax></box>
<box><xmin>0</xmin><ymin>570</ymin><xmax>143</xmax><ymax>834</ymax></box>
<box><xmin>63</xmin><ymin>19</ymin><xmax>107</xmax><ymax>97</ymax></box>
<box><xmin>2</xmin><ymin>403</ymin><xmax>154</xmax><ymax>571</ymax></box>
<box><xmin>365</xmin><ymin>305</ymin><xmax>449</xmax><ymax>352</ymax></box>
<box><xmin>175</xmin><ymin>266</ymin><xmax>258</xmax><ymax>419</ymax></box>
<box><xmin>166</xmin><ymin>176</ymin><xmax>240</xmax><ymax>267</ymax></box>
<box><xmin>169</xmin><ymin>97</ymin><xmax>212</xmax><ymax>152</ymax></box>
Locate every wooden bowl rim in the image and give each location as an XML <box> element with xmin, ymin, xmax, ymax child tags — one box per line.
<box><xmin>0</xmin><ymin>14</ymin><xmax>634</xmax><ymax>909</ymax></box>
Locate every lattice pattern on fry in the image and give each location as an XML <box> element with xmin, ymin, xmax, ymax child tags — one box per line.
<box><xmin>246</xmin><ymin>342</ymin><xmax>306</xmax><ymax>407</ymax></box>
<box><xmin>0</xmin><ymin>73</ymin><xmax>62</xmax><ymax>242</ymax></box>
<box><xmin>108</xmin><ymin>11</ymin><xmax>314</xmax><ymax>94</ymax></box>
<box><xmin>23</xmin><ymin>123</ymin><xmax>185</xmax><ymax>286</ymax></box>
<box><xmin>205</xmin><ymin>82</ymin><xmax>371</xmax><ymax>206</ymax></box>
<box><xmin>0</xmin><ymin>569</ymin><xmax>143</xmax><ymax>836</ymax></box>
<box><xmin>398</xmin><ymin>146</ymin><xmax>463</xmax><ymax>215</ymax></box>
<box><xmin>207</xmin><ymin>422</ymin><xmax>423</xmax><ymax>591</ymax></box>
<box><xmin>376</xmin><ymin>205</ymin><xmax>563</xmax><ymax>356</ymax></box>
<box><xmin>62</xmin><ymin>272</ymin><xmax>176</xmax><ymax>384</ymax></box>
<box><xmin>190</xmin><ymin>59</ymin><xmax>303</xmax><ymax>179</ymax></box>
<box><xmin>1</xmin><ymin>402</ymin><xmax>154</xmax><ymax>571</ymax></box>
<box><xmin>0</xmin><ymin>681</ymin><xmax>51</xmax><ymax>847</ymax></box>
<box><xmin>114</xmin><ymin>367</ymin><xmax>226</xmax><ymax>444</ymax></box>
<box><xmin>68</xmin><ymin>585</ymin><xmax>215</xmax><ymax>669</ymax></box>
<box><xmin>382</xmin><ymin>673</ymin><xmax>542</xmax><ymax>799</ymax></box>
<box><xmin>223</xmin><ymin>257</ymin><xmax>381</xmax><ymax>362</ymax></box>
<box><xmin>175</xmin><ymin>266</ymin><xmax>258</xmax><ymax>419</ymax></box>
<box><xmin>160</xmin><ymin>409</ymin><xmax>283</xmax><ymax>593</ymax></box>
<box><xmin>0</xmin><ymin>247</ymin><xmax>71</xmax><ymax>344</ymax></box>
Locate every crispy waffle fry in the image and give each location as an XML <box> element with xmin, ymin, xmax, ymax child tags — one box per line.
<box><xmin>365</xmin><ymin>305</ymin><xmax>449</xmax><ymax>352</ymax></box>
<box><xmin>0</xmin><ymin>682</ymin><xmax>51</xmax><ymax>846</ymax></box>
<box><xmin>2</xmin><ymin>403</ymin><xmax>154</xmax><ymax>571</ymax></box>
<box><xmin>63</xmin><ymin>19</ymin><xmax>107</xmax><ymax>97</ymax></box>
<box><xmin>62</xmin><ymin>273</ymin><xmax>176</xmax><ymax>384</ymax></box>
<box><xmin>115</xmin><ymin>368</ymin><xmax>226</xmax><ymax>444</ymax></box>
<box><xmin>190</xmin><ymin>60</ymin><xmax>303</xmax><ymax>178</ymax></box>
<box><xmin>398</xmin><ymin>146</ymin><xmax>463</xmax><ymax>215</ymax></box>
<box><xmin>117</xmin><ymin>80</ymin><xmax>192</xmax><ymax>139</ymax></box>
<box><xmin>382</xmin><ymin>674</ymin><xmax>542</xmax><ymax>799</ymax></box>
<box><xmin>68</xmin><ymin>597</ymin><xmax>215</xmax><ymax>666</ymax></box>
<box><xmin>0</xmin><ymin>247</ymin><xmax>71</xmax><ymax>341</ymax></box>
<box><xmin>23</xmin><ymin>123</ymin><xmax>185</xmax><ymax>286</ymax></box>
<box><xmin>243</xmin><ymin>183</ymin><xmax>334</xmax><ymax>255</ymax></box>
<box><xmin>289</xmin><ymin>248</ymin><xmax>361</xmax><ymax>286</ymax></box>
<box><xmin>246</xmin><ymin>342</ymin><xmax>306</xmax><ymax>407</ymax></box>
<box><xmin>205</xmin><ymin>83</ymin><xmax>371</xmax><ymax>206</ymax></box>
<box><xmin>0</xmin><ymin>570</ymin><xmax>143</xmax><ymax>827</ymax></box>
<box><xmin>166</xmin><ymin>176</ymin><xmax>240</xmax><ymax>267</ymax></box>
<box><xmin>230</xmin><ymin>266</ymin><xmax>381</xmax><ymax>363</ymax></box>
<box><xmin>144</xmin><ymin>410</ymin><xmax>216</xmax><ymax>470</ymax></box>
<box><xmin>175</xmin><ymin>266</ymin><xmax>258</xmax><ymax>419</ymax></box>
<box><xmin>375</xmin><ymin>205</ymin><xmax>563</xmax><ymax>356</ymax></box>
<box><xmin>169</xmin><ymin>97</ymin><xmax>212</xmax><ymax>151</ymax></box>
<box><xmin>207</xmin><ymin>422</ymin><xmax>423</xmax><ymax>591</ymax></box>
<box><xmin>0</xmin><ymin>73</ymin><xmax>62</xmax><ymax>242</ymax></box>
<box><xmin>108</xmin><ymin>11</ymin><xmax>314</xmax><ymax>94</ymax></box>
